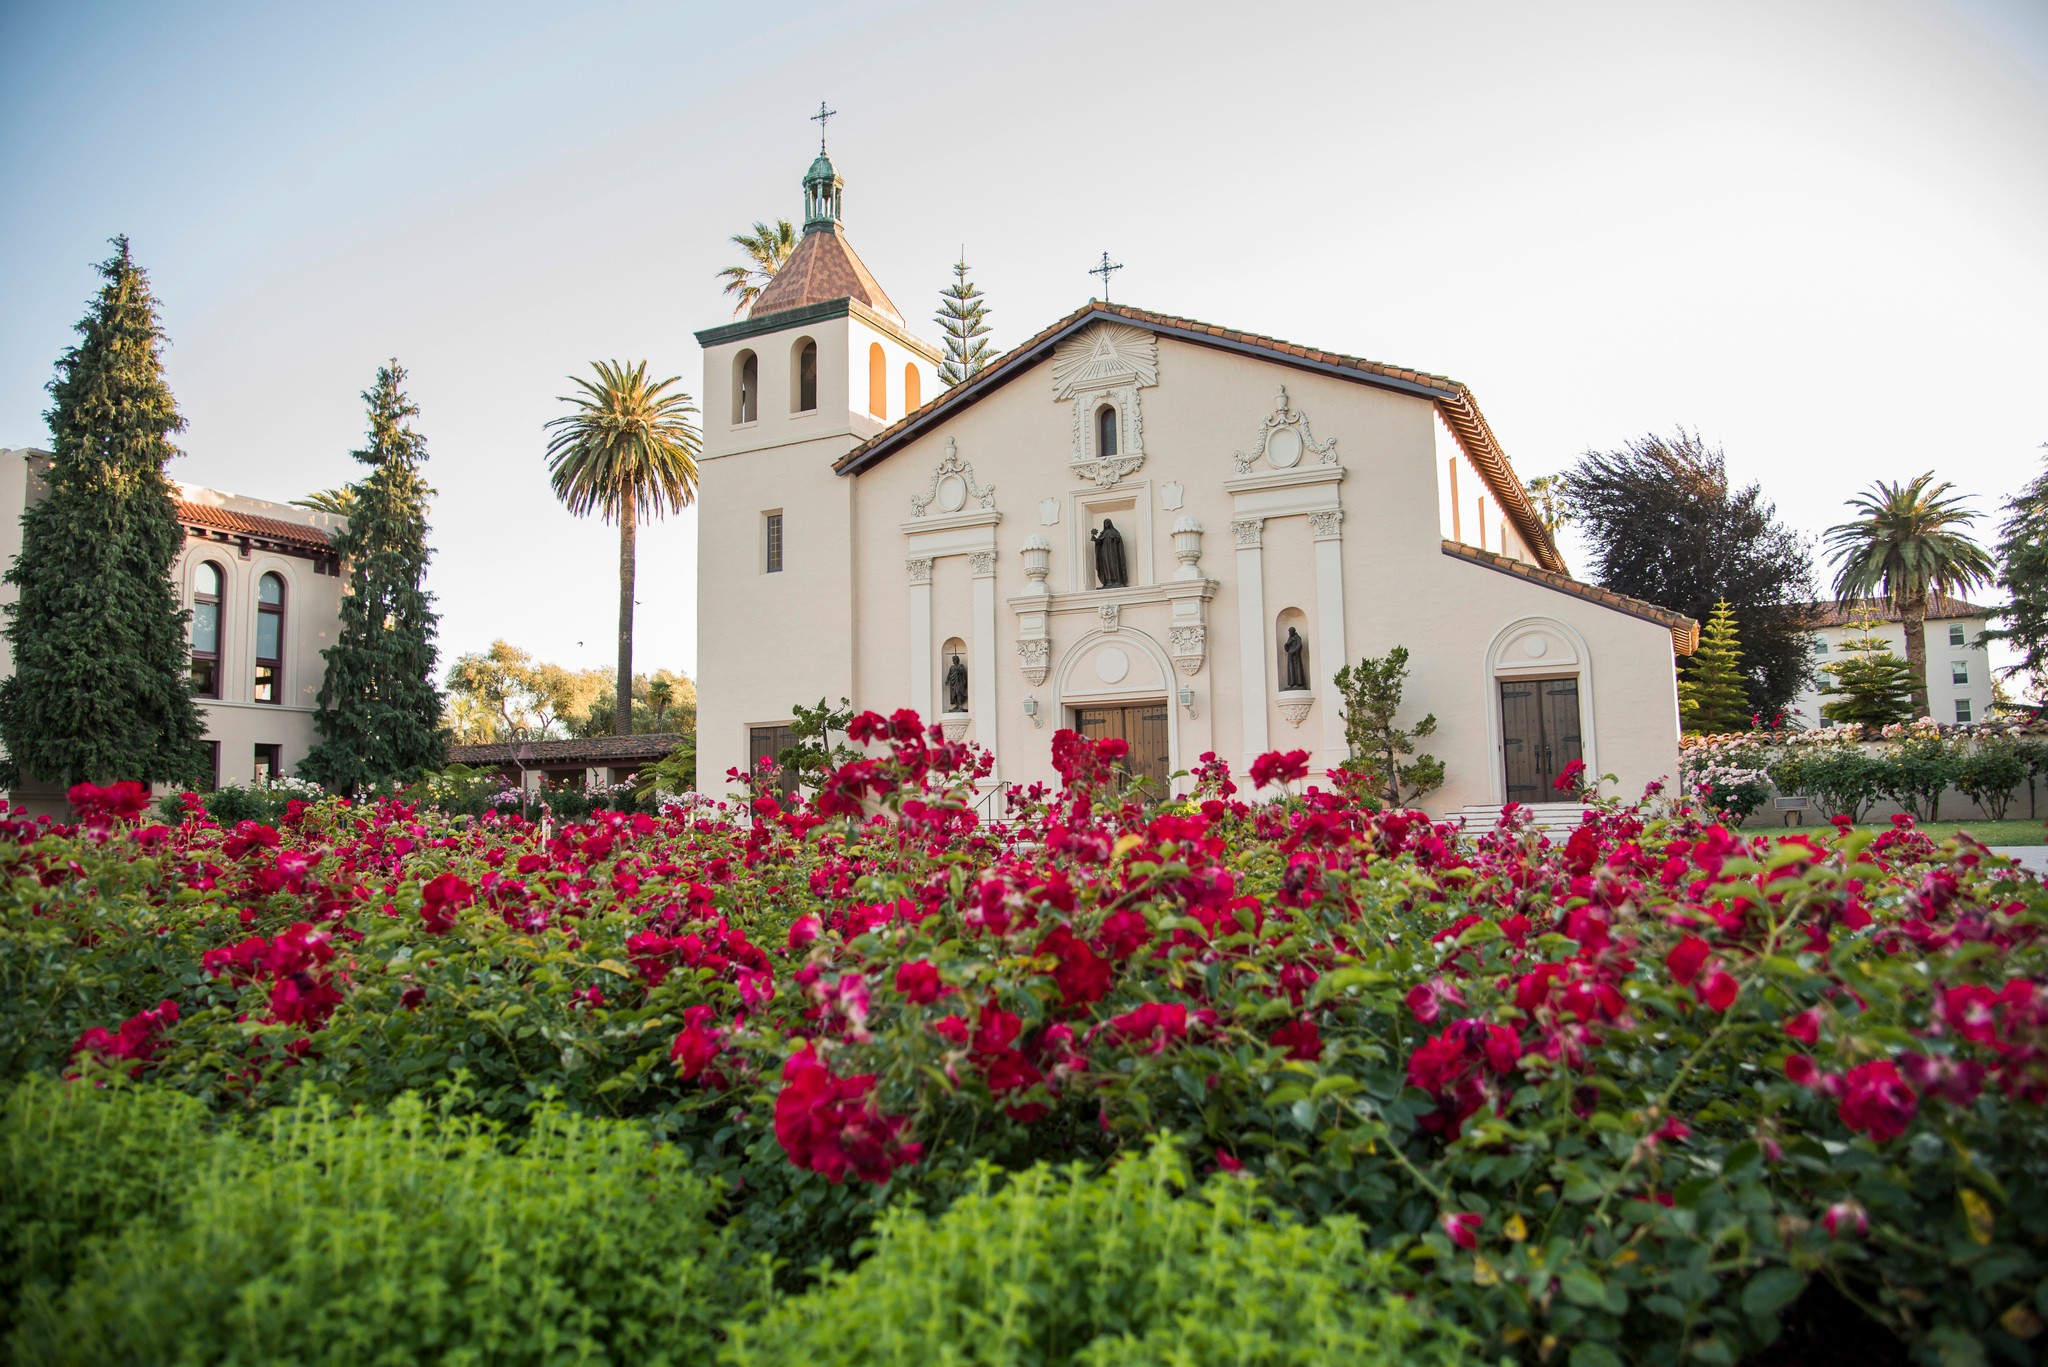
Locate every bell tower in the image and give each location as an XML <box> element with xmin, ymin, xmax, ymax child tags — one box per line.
<box><xmin>691</xmin><ymin>122</ymin><xmax>942</xmax><ymax>793</ymax></box>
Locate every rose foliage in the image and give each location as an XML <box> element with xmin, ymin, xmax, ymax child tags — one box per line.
<box><xmin>3</xmin><ymin>712</ymin><xmax>2047</xmax><ymax>1364</ymax></box>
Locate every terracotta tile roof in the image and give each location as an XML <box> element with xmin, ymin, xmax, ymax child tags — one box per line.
<box><xmin>833</xmin><ymin>301</ymin><xmax>1568</xmax><ymax>574</ymax></box>
<box><xmin>176</xmin><ymin>500</ymin><xmax>332</xmax><ymax>552</ymax></box>
<box><xmin>1797</xmin><ymin>595</ymin><xmax>1995</xmax><ymax>628</ymax></box>
<box><xmin>749</xmin><ymin>226</ymin><xmax>903</xmax><ymax>326</ymax></box>
<box><xmin>446</xmin><ymin>734</ymin><xmax>689</xmax><ymax>766</ymax></box>
<box><xmin>1442</xmin><ymin>539</ymin><xmax>1700</xmax><ymax>655</ymax></box>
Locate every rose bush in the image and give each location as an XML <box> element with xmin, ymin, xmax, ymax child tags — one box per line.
<box><xmin>2</xmin><ymin>716</ymin><xmax>2045</xmax><ymax>1363</ymax></box>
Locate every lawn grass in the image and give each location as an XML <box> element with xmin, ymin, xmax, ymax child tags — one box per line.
<box><xmin>1767</xmin><ymin>818</ymin><xmax>2048</xmax><ymax>846</ymax></box>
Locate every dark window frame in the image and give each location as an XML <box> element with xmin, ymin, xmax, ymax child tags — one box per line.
<box><xmin>764</xmin><ymin>512</ymin><xmax>784</xmax><ymax>574</ymax></box>
<box><xmin>254</xmin><ymin>572</ymin><xmax>285</xmax><ymax>704</ymax></box>
<box><xmin>1096</xmin><ymin>403</ymin><xmax>1118</xmax><ymax>458</ymax></box>
<box><xmin>253</xmin><ymin>742</ymin><xmax>283</xmax><ymax>783</ymax></box>
<box><xmin>191</xmin><ymin>560</ymin><xmax>224</xmax><ymax>699</ymax></box>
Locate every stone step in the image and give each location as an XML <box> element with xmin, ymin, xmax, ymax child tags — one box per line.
<box><xmin>1446</xmin><ymin>802</ymin><xmax>1590</xmax><ymax>835</ymax></box>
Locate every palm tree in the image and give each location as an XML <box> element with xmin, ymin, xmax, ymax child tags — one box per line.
<box><xmin>717</xmin><ymin>219</ymin><xmax>798</xmax><ymax>317</ymax></box>
<box><xmin>1824</xmin><ymin>473</ymin><xmax>1995</xmax><ymax>717</ymax></box>
<box><xmin>291</xmin><ymin>487</ymin><xmax>356</xmax><ymax>517</ymax></box>
<box><xmin>544</xmin><ymin>362</ymin><xmax>701</xmax><ymax>736</ymax></box>
<box><xmin>646</xmin><ymin>677</ymin><xmax>674</xmax><ymax>731</ymax></box>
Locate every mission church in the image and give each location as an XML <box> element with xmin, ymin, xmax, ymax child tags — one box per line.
<box><xmin>693</xmin><ymin>135</ymin><xmax>1698</xmax><ymax>816</ymax></box>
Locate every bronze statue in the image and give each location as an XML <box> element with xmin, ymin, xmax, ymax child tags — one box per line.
<box><xmin>1091</xmin><ymin>519</ymin><xmax>1129</xmax><ymax>589</ymax></box>
<box><xmin>1283</xmin><ymin>627</ymin><xmax>1309</xmax><ymax>691</ymax></box>
<box><xmin>944</xmin><ymin>653</ymin><xmax>968</xmax><ymax>712</ymax></box>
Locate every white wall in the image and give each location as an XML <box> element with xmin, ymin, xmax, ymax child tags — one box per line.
<box><xmin>1792</xmin><ymin>616</ymin><xmax>1995</xmax><ymax>728</ymax></box>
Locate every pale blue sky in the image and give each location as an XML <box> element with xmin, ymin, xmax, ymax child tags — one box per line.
<box><xmin>3</xmin><ymin>0</ymin><xmax>2044</xmax><ymax>682</ymax></box>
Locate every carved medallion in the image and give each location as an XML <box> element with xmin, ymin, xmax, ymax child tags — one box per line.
<box><xmin>1234</xmin><ymin>387</ymin><xmax>1338</xmax><ymax>475</ymax></box>
<box><xmin>910</xmin><ymin>438</ymin><xmax>996</xmax><ymax>518</ymax></box>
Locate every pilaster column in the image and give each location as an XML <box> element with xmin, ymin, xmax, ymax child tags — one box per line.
<box><xmin>908</xmin><ymin>557</ymin><xmax>933</xmax><ymax>720</ymax></box>
<box><xmin>1309</xmin><ymin>509</ymin><xmax>1348</xmax><ymax>760</ymax></box>
<box><xmin>1232</xmin><ymin>517</ymin><xmax>1268</xmax><ymax>771</ymax></box>
<box><xmin>969</xmin><ymin>551</ymin><xmax>998</xmax><ymax>769</ymax></box>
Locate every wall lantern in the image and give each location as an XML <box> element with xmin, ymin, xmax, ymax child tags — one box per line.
<box><xmin>1177</xmin><ymin>684</ymin><xmax>1197</xmax><ymax>719</ymax></box>
<box><xmin>1022</xmin><ymin>695</ymin><xmax>1043</xmax><ymax>728</ymax></box>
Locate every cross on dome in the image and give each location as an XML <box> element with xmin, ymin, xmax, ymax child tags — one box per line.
<box><xmin>1090</xmin><ymin>252</ymin><xmax>1124</xmax><ymax>302</ymax></box>
<box><xmin>810</xmin><ymin>100</ymin><xmax>836</xmax><ymax>152</ymax></box>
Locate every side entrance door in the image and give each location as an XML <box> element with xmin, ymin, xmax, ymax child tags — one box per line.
<box><xmin>1072</xmin><ymin>703</ymin><xmax>1171</xmax><ymax>794</ymax></box>
<box><xmin>1498</xmin><ymin>677</ymin><xmax>1584</xmax><ymax>803</ymax></box>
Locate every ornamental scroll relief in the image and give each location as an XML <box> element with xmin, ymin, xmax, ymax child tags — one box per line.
<box><xmin>1234</xmin><ymin>386</ymin><xmax>1338</xmax><ymax>475</ymax></box>
<box><xmin>909</xmin><ymin>438</ymin><xmax>996</xmax><ymax>518</ymax></box>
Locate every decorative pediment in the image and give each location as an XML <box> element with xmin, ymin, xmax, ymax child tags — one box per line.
<box><xmin>1050</xmin><ymin>323</ymin><xmax>1158</xmax><ymax>398</ymax></box>
<box><xmin>1234</xmin><ymin>386</ymin><xmax>1338</xmax><ymax>475</ymax></box>
<box><xmin>910</xmin><ymin>439</ymin><xmax>996</xmax><ymax>518</ymax></box>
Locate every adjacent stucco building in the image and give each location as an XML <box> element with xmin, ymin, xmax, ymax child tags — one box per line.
<box><xmin>1791</xmin><ymin>595</ymin><xmax>1997</xmax><ymax>728</ymax></box>
<box><xmin>0</xmin><ymin>447</ymin><xmax>344</xmax><ymax>801</ymax></box>
<box><xmin>692</xmin><ymin>151</ymin><xmax>1698</xmax><ymax>815</ymax></box>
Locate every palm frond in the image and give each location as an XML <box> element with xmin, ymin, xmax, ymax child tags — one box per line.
<box><xmin>543</xmin><ymin>360</ymin><xmax>702</xmax><ymax>524</ymax></box>
<box><xmin>1824</xmin><ymin>473</ymin><xmax>1996</xmax><ymax>607</ymax></box>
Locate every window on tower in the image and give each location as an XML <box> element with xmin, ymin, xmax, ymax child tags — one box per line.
<box><xmin>794</xmin><ymin>339</ymin><xmax>818</xmax><ymax>412</ymax></box>
<box><xmin>903</xmin><ymin>362</ymin><xmax>920</xmax><ymax>412</ymax></box>
<box><xmin>868</xmin><ymin>343</ymin><xmax>886</xmax><ymax>419</ymax></box>
<box><xmin>734</xmin><ymin>350</ymin><xmax>758</xmax><ymax>423</ymax></box>
<box><xmin>1095</xmin><ymin>404</ymin><xmax>1118</xmax><ymax>458</ymax></box>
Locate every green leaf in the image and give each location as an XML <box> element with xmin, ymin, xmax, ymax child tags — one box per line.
<box><xmin>1560</xmin><ymin>1267</ymin><xmax>1608</xmax><ymax>1308</ymax></box>
<box><xmin>1569</xmin><ymin>1343</ymin><xmax>1623</xmax><ymax>1367</ymax></box>
<box><xmin>1740</xmin><ymin>1267</ymin><xmax>1803</xmax><ymax>1318</ymax></box>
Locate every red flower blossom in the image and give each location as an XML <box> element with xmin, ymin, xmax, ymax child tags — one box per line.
<box><xmin>1699</xmin><ymin>968</ymin><xmax>1740</xmax><ymax>1013</ymax></box>
<box><xmin>1838</xmin><ymin>1059</ymin><xmax>1918</xmax><ymax>1144</ymax></box>
<box><xmin>68</xmin><ymin>780</ymin><xmax>152</xmax><ymax>825</ymax></box>
<box><xmin>1822</xmin><ymin>1200</ymin><xmax>1869</xmax><ymax>1238</ymax></box>
<box><xmin>1784</xmin><ymin>1053</ymin><xmax>1820</xmax><ymax>1087</ymax></box>
<box><xmin>1098</xmin><ymin>1002</ymin><xmax>1191</xmax><ymax>1055</ymax></box>
<box><xmin>773</xmin><ymin>1047</ymin><xmax>921</xmax><ymax>1184</ymax></box>
<box><xmin>1665</xmin><ymin>935</ymin><xmax>1711</xmax><ymax>987</ymax></box>
<box><xmin>71</xmin><ymin>1000</ymin><xmax>179</xmax><ymax>1073</ymax></box>
<box><xmin>670</xmin><ymin>1005</ymin><xmax>726</xmax><ymax>1083</ymax></box>
<box><xmin>1441</xmin><ymin>1211</ymin><xmax>1482</xmax><ymax>1250</ymax></box>
<box><xmin>1038</xmin><ymin>926</ymin><xmax>1112</xmax><ymax>1008</ymax></box>
<box><xmin>894</xmin><ymin>959</ymin><xmax>949</xmax><ymax>1005</ymax></box>
<box><xmin>420</xmin><ymin>872</ymin><xmax>474</xmax><ymax>934</ymax></box>
<box><xmin>1783</xmin><ymin>1008</ymin><xmax>1821</xmax><ymax>1045</ymax></box>
<box><xmin>1272</xmin><ymin>1018</ymin><xmax>1322</xmax><ymax>1061</ymax></box>
<box><xmin>1249</xmin><ymin>749</ymin><xmax>1312</xmax><ymax>790</ymax></box>
<box><xmin>1553</xmin><ymin>760</ymin><xmax>1588</xmax><ymax>795</ymax></box>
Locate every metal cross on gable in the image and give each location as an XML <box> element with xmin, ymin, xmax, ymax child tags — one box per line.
<box><xmin>1090</xmin><ymin>251</ymin><xmax>1124</xmax><ymax>302</ymax></box>
<box><xmin>811</xmin><ymin>100</ymin><xmax>837</xmax><ymax>151</ymax></box>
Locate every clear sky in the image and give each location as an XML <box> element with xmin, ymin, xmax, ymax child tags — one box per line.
<box><xmin>3</xmin><ymin>0</ymin><xmax>2044</xmax><ymax>684</ymax></box>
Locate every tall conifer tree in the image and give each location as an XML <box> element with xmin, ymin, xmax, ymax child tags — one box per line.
<box><xmin>0</xmin><ymin>238</ymin><xmax>207</xmax><ymax>786</ymax></box>
<box><xmin>302</xmin><ymin>363</ymin><xmax>445</xmax><ymax>791</ymax></box>
<box><xmin>1818</xmin><ymin>610</ymin><xmax>1918</xmax><ymax>727</ymax></box>
<box><xmin>1677</xmin><ymin>599</ymin><xmax>1751</xmax><ymax>734</ymax></box>
<box><xmin>934</xmin><ymin>252</ymin><xmax>994</xmax><ymax>387</ymax></box>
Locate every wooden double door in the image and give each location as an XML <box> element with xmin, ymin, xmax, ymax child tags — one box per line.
<box><xmin>1073</xmin><ymin>703</ymin><xmax>1171</xmax><ymax>794</ymax></box>
<box><xmin>1499</xmin><ymin>677</ymin><xmax>1583</xmax><ymax>803</ymax></box>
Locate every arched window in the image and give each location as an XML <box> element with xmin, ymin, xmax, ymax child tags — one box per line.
<box><xmin>190</xmin><ymin>561</ymin><xmax>223</xmax><ymax>698</ymax></box>
<box><xmin>733</xmin><ymin>350</ymin><xmax>758</xmax><ymax>423</ymax></box>
<box><xmin>254</xmin><ymin>572</ymin><xmax>285</xmax><ymax>704</ymax></box>
<box><xmin>793</xmin><ymin>338</ymin><xmax>818</xmax><ymax>412</ymax></box>
<box><xmin>903</xmin><ymin>362</ymin><xmax>921</xmax><ymax>413</ymax></box>
<box><xmin>1096</xmin><ymin>404</ymin><xmax>1119</xmax><ymax>458</ymax></box>
<box><xmin>868</xmin><ymin>342</ymin><xmax>887</xmax><ymax>419</ymax></box>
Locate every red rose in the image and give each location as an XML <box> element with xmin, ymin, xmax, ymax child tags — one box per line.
<box><xmin>1441</xmin><ymin>1211</ymin><xmax>1482</xmax><ymax>1250</ymax></box>
<box><xmin>1838</xmin><ymin>1059</ymin><xmax>1918</xmax><ymax>1144</ymax></box>
<box><xmin>1665</xmin><ymin>936</ymin><xmax>1711</xmax><ymax>988</ymax></box>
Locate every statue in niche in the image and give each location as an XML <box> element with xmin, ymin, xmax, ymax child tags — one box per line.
<box><xmin>1091</xmin><ymin>518</ymin><xmax>1129</xmax><ymax>589</ymax></box>
<box><xmin>1282</xmin><ymin>627</ymin><xmax>1309</xmax><ymax>691</ymax></box>
<box><xmin>944</xmin><ymin>653</ymin><xmax>969</xmax><ymax>713</ymax></box>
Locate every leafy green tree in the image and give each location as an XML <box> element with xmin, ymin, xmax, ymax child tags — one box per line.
<box><xmin>717</xmin><ymin>219</ymin><xmax>797</xmax><ymax>317</ymax></box>
<box><xmin>1817</xmin><ymin>610</ymin><xmax>1917</xmax><ymax>727</ymax></box>
<box><xmin>302</xmin><ymin>364</ymin><xmax>445</xmax><ymax>791</ymax></box>
<box><xmin>1824</xmin><ymin>473</ymin><xmax>1996</xmax><ymax>717</ymax></box>
<box><xmin>1983</xmin><ymin>443</ymin><xmax>2048</xmax><ymax>703</ymax></box>
<box><xmin>1522</xmin><ymin>473</ymin><xmax>1570</xmax><ymax>539</ymax></box>
<box><xmin>934</xmin><ymin>251</ymin><xmax>994</xmax><ymax>388</ymax></box>
<box><xmin>543</xmin><ymin>361</ymin><xmax>701</xmax><ymax>736</ymax></box>
<box><xmin>290</xmin><ymin>487</ymin><xmax>356</xmax><ymax>517</ymax></box>
<box><xmin>0</xmin><ymin>238</ymin><xmax>206</xmax><ymax>787</ymax></box>
<box><xmin>1559</xmin><ymin>431</ymin><xmax>1817</xmax><ymax>719</ymax></box>
<box><xmin>1677</xmin><ymin>599</ymin><xmax>1751</xmax><ymax>734</ymax></box>
<box><xmin>777</xmin><ymin>697</ymin><xmax>860</xmax><ymax>793</ymax></box>
<box><xmin>1954</xmin><ymin>736</ymin><xmax>2027</xmax><ymax>821</ymax></box>
<box><xmin>1333</xmin><ymin>647</ymin><xmax>1443</xmax><ymax>808</ymax></box>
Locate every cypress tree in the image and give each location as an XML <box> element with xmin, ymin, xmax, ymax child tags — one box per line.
<box><xmin>301</xmin><ymin>363</ymin><xmax>445</xmax><ymax>791</ymax></box>
<box><xmin>0</xmin><ymin>237</ymin><xmax>207</xmax><ymax>787</ymax></box>
<box><xmin>934</xmin><ymin>251</ymin><xmax>994</xmax><ymax>388</ymax></box>
<box><xmin>1818</xmin><ymin>610</ymin><xmax>1918</xmax><ymax>727</ymax></box>
<box><xmin>1677</xmin><ymin>599</ymin><xmax>1751</xmax><ymax>734</ymax></box>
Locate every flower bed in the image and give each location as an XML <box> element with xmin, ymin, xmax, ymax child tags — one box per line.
<box><xmin>4</xmin><ymin>721</ymin><xmax>2047</xmax><ymax>1363</ymax></box>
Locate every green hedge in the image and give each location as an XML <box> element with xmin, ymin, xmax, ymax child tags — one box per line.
<box><xmin>723</xmin><ymin>1140</ymin><xmax>1485</xmax><ymax>1367</ymax></box>
<box><xmin>3</xmin><ymin>1079</ymin><xmax>757</xmax><ymax>1365</ymax></box>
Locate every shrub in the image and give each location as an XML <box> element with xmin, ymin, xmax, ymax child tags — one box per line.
<box><xmin>0</xmin><ymin>1076</ymin><xmax>211</xmax><ymax>1330</ymax></box>
<box><xmin>10</xmin><ymin>1086</ymin><xmax>755</xmax><ymax>1365</ymax></box>
<box><xmin>1955</xmin><ymin>737</ymin><xmax>2030</xmax><ymax>821</ymax></box>
<box><xmin>722</xmin><ymin>1139</ymin><xmax>1481</xmax><ymax>1367</ymax></box>
<box><xmin>1777</xmin><ymin>746</ymin><xmax>1887</xmax><ymax>821</ymax></box>
<box><xmin>1877</xmin><ymin>730</ymin><xmax>1958</xmax><ymax>821</ymax></box>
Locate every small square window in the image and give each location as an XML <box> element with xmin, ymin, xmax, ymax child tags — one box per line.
<box><xmin>1948</xmin><ymin>624</ymin><xmax>1966</xmax><ymax>648</ymax></box>
<box><xmin>764</xmin><ymin>512</ymin><xmax>784</xmax><ymax>574</ymax></box>
<box><xmin>1811</xmin><ymin>636</ymin><xmax>1829</xmax><ymax>655</ymax></box>
<box><xmin>1955</xmin><ymin>699</ymin><xmax>1972</xmax><ymax>724</ymax></box>
<box><xmin>253</xmin><ymin>743</ymin><xmax>282</xmax><ymax>783</ymax></box>
<box><xmin>1951</xmin><ymin>660</ymin><xmax>1969</xmax><ymax>685</ymax></box>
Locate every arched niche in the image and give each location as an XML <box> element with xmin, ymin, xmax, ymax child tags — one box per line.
<box><xmin>939</xmin><ymin>636</ymin><xmax>968</xmax><ymax>714</ymax></box>
<box><xmin>791</xmin><ymin>336</ymin><xmax>818</xmax><ymax>412</ymax></box>
<box><xmin>733</xmin><ymin>350</ymin><xmax>758</xmax><ymax>423</ymax></box>
<box><xmin>1274</xmin><ymin>606</ymin><xmax>1309</xmax><ymax>692</ymax></box>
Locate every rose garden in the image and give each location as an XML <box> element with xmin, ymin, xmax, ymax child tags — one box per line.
<box><xmin>2</xmin><ymin>714</ymin><xmax>2043</xmax><ymax>1366</ymax></box>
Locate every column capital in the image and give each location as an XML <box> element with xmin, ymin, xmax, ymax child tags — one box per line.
<box><xmin>906</xmin><ymin>556</ymin><xmax>934</xmax><ymax>584</ymax></box>
<box><xmin>1230</xmin><ymin>517</ymin><xmax>1265</xmax><ymax>549</ymax></box>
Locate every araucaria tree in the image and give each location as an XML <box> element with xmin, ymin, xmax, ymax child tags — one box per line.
<box><xmin>0</xmin><ymin>238</ymin><xmax>206</xmax><ymax>787</ymax></box>
<box><xmin>1818</xmin><ymin>609</ymin><xmax>1918</xmax><ymax>727</ymax></box>
<box><xmin>1984</xmin><ymin>444</ymin><xmax>2048</xmax><ymax>703</ymax></box>
<box><xmin>934</xmin><ymin>252</ymin><xmax>994</xmax><ymax>388</ymax></box>
<box><xmin>1559</xmin><ymin>431</ymin><xmax>1817</xmax><ymax>718</ymax></box>
<box><xmin>302</xmin><ymin>364</ymin><xmax>445</xmax><ymax>790</ymax></box>
<box><xmin>1677</xmin><ymin>599</ymin><xmax>1751</xmax><ymax>734</ymax></box>
<box><xmin>544</xmin><ymin>361</ymin><xmax>701</xmax><ymax>736</ymax></box>
<box><xmin>1824</xmin><ymin>473</ymin><xmax>1995</xmax><ymax>718</ymax></box>
<box><xmin>1333</xmin><ymin>646</ymin><xmax>1444</xmax><ymax>807</ymax></box>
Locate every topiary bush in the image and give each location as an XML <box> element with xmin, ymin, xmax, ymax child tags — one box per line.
<box><xmin>722</xmin><ymin>1138</ymin><xmax>1483</xmax><ymax>1367</ymax></box>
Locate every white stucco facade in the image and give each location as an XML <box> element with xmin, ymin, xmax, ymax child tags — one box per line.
<box><xmin>690</xmin><ymin>192</ymin><xmax>1695</xmax><ymax>814</ymax></box>
<box><xmin>1790</xmin><ymin>601</ymin><xmax>1997</xmax><ymax>728</ymax></box>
